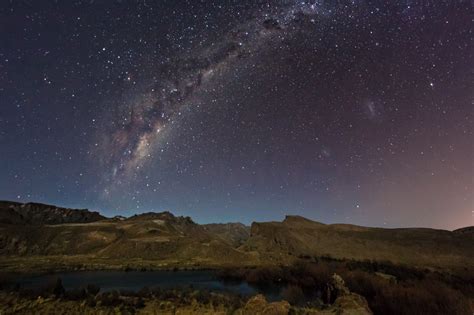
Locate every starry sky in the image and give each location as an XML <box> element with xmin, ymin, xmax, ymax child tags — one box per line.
<box><xmin>0</xmin><ymin>1</ymin><xmax>472</xmax><ymax>229</ymax></box>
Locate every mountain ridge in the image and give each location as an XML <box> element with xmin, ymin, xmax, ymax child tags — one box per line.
<box><xmin>0</xmin><ymin>201</ymin><xmax>106</xmax><ymax>225</ymax></box>
<box><xmin>0</xmin><ymin>200</ymin><xmax>472</xmax><ymax>274</ymax></box>
<box><xmin>246</xmin><ymin>215</ymin><xmax>473</xmax><ymax>273</ymax></box>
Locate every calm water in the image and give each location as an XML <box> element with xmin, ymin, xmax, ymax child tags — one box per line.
<box><xmin>17</xmin><ymin>270</ymin><xmax>281</xmax><ymax>300</ymax></box>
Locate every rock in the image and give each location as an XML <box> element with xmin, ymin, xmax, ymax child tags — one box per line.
<box><xmin>240</xmin><ymin>276</ymin><xmax>372</xmax><ymax>315</ymax></box>
<box><xmin>331</xmin><ymin>273</ymin><xmax>350</xmax><ymax>296</ymax></box>
<box><xmin>331</xmin><ymin>293</ymin><xmax>373</xmax><ymax>315</ymax></box>
<box><xmin>242</xmin><ymin>294</ymin><xmax>269</xmax><ymax>313</ymax></box>
<box><xmin>325</xmin><ymin>273</ymin><xmax>350</xmax><ymax>303</ymax></box>
<box><xmin>375</xmin><ymin>272</ymin><xmax>397</xmax><ymax>282</ymax></box>
<box><xmin>321</xmin><ymin>274</ymin><xmax>372</xmax><ymax>315</ymax></box>
<box><xmin>242</xmin><ymin>294</ymin><xmax>290</xmax><ymax>315</ymax></box>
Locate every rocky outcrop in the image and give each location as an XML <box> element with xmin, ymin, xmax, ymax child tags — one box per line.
<box><xmin>239</xmin><ymin>280</ymin><xmax>372</xmax><ymax>315</ymax></box>
<box><xmin>323</xmin><ymin>274</ymin><xmax>372</xmax><ymax>315</ymax></box>
<box><xmin>241</xmin><ymin>294</ymin><xmax>290</xmax><ymax>315</ymax></box>
<box><xmin>330</xmin><ymin>294</ymin><xmax>372</xmax><ymax>315</ymax></box>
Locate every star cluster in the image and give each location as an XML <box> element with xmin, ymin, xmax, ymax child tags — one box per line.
<box><xmin>0</xmin><ymin>1</ymin><xmax>472</xmax><ymax>229</ymax></box>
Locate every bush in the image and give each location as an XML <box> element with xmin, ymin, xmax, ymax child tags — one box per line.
<box><xmin>342</xmin><ymin>270</ymin><xmax>385</xmax><ymax>301</ymax></box>
<box><xmin>194</xmin><ymin>290</ymin><xmax>211</xmax><ymax>305</ymax></box>
<box><xmin>65</xmin><ymin>288</ymin><xmax>86</xmax><ymax>300</ymax></box>
<box><xmin>217</xmin><ymin>260</ymin><xmax>472</xmax><ymax>314</ymax></box>
<box><xmin>96</xmin><ymin>290</ymin><xmax>122</xmax><ymax>307</ymax></box>
<box><xmin>370</xmin><ymin>281</ymin><xmax>470</xmax><ymax>315</ymax></box>
<box><xmin>86</xmin><ymin>283</ymin><xmax>100</xmax><ymax>296</ymax></box>
<box><xmin>299</xmin><ymin>262</ymin><xmax>332</xmax><ymax>290</ymax></box>
<box><xmin>85</xmin><ymin>296</ymin><xmax>96</xmax><ymax>307</ymax></box>
<box><xmin>223</xmin><ymin>294</ymin><xmax>243</xmax><ymax>311</ymax></box>
<box><xmin>425</xmin><ymin>280</ymin><xmax>471</xmax><ymax>315</ymax></box>
<box><xmin>217</xmin><ymin>268</ymin><xmax>247</xmax><ymax>284</ymax></box>
<box><xmin>137</xmin><ymin>286</ymin><xmax>151</xmax><ymax>298</ymax></box>
<box><xmin>135</xmin><ymin>297</ymin><xmax>145</xmax><ymax>308</ymax></box>
<box><xmin>48</xmin><ymin>278</ymin><xmax>65</xmax><ymax>297</ymax></box>
<box><xmin>245</xmin><ymin>267</ymin><xmax>284</xmax><ymax>286</ymax></box>
<box><xmin>341</xmin><ymin>270</ymin><xmax>471</xmax><ymax>315</ymax></box>
<box><xmin>281</xmin><ymin>285</ymin><xmax>305</xmax><ymax>306</ymax></box>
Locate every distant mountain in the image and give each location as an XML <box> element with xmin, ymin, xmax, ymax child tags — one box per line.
<box><xmin>243</xmin><ymin>215</ymin><xmax>474</xmax><ymax>272</ymax></box>
<box><xmin>0</xmin><ymin>201</ymin><xmax>106</xmax><ymax>225</ymax></box>
<box><xmin>203</xmin><ymin>223</ymin><xmax>250</xmax><ymax>247</ymax></box>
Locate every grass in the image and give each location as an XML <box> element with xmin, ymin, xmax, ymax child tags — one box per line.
<box><xmin>0</xmin><ymin>254</ymin><xmax>257</xmax><ymax>275</ymax></box>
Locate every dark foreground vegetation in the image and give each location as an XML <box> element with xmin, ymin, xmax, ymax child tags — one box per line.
<box><xmin>0</xmin><ymin>276</ymin><xmax>246</xmax><ymax>314</ymax></box>
<box><xmin>218</xmin><ymin>257</ymin><xmax>473</xmax><ymax>315</ymax></box>
<box><xmin>0</xmin><ymin>257</ymin><xmax>472</xmax><ymax>314</ymax></box>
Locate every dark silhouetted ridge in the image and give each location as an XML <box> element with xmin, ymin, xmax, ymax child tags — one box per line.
<box><xmin>0</xmin><ymin>201</ymin><xmax>106</xmax><ymax>225</ymax></box>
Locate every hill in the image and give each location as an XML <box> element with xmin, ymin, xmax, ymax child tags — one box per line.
<box><xmin>0</xmin><ymin>202</ymin><xmax>256</xmax><ymax>272</ymax></box>
<box><xmin>203</xmin><ymin>223</ymin><xmax>250</xmax><ymax>247</ymax></box>
<box><xmin>243</xmin><ymin>215</ymin><xmax>474</xmax><ymax>273</ymax></box>
<box><xmin>0</xmin><ymin>201</ymin><xmax>472</xmax><ymax>274</ymax></box>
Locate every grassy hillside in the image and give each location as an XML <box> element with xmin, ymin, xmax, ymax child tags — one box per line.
<box><xmin>243</xmin><ymin>215</ymin><xmax>474</xmax><ymax>273</ymax></box>
<box><xmin>202</xmin><ymin>223</ymin><xmax>250</xmax><ymax>247</ymax></box>
<box><xmin>0</xmin><ymin>210</ymin><xmax>257</xmax><ymax>272</ymax></box>
<box><xmin>0</xmin><ymin>201</ymin><xmax>472</xmax><ymax>274</ymax></box>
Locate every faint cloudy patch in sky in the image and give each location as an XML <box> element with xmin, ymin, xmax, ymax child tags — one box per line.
<box><xmin>363</xmin><ymin>100</ymin><xmax>384</xmax><ymax>122</ymax></box>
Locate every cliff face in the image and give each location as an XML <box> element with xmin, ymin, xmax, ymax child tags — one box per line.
<box><xmin>0</xmin><ymin>201</ymin><xmax>106</xmax><ymax>225</ymax></box>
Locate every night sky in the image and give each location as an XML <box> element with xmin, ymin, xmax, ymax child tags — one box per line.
<box><xmin>1</xmin><ymin>1</ymin><xmax>472</xmax><ymax>229</ymax></box>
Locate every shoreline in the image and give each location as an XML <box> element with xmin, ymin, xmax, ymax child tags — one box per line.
<box><xmin>0</xmin><ymin>255</ymin><xmax>267</xmax><ymax>277</ymax></box>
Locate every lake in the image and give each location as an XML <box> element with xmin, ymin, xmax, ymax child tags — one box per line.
<box><xmin>16</xmin><ymin>270</ymin><xmax>282</xmax><ymax>300</ymax></box>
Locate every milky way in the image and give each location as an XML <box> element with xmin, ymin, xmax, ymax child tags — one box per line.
<box><xmin>1</xmin><ymin>0</ymin><xmax>472</xmax><ymax>229</ymax></box>
<box><xmin>99</xmin><ymin>1</ymin><xmax>326</xmax><ymax>185</ymax></box>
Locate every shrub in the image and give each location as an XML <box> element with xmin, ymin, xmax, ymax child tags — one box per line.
<box><xmin>137</xmin><ymin>286</ymin><xmax>151</xmax><ymax>298</ymax></box>
<box><xmin>342</xmin><ymin>270</ymin><xmax>385</xmax><ymax>301</ymax></box>
<box><xmin>302</xmin><ymin>262</ymin><xmax>332</xmax><ymax>290</ymax></box>
<box><xmin>217</xmin><ymin>268</ymin><xmax>247</xmax><ymax>283</ymax></box>
<box><xmin>46</xmin><ymin>278</ymin><xmax>65</xmax><ymax>297</ymax></box>
<box><xmin>193</xmin><ymin>289</ymin><xmax>211</xmax><ymax>305</ymax></box>
<box><xmin>411</xmin><ymin>280</ymin><xmax>470</xmax><ymax>315</ymax></box>
<box><xmin>85</xmin><ymin>296</ymin><xmax>96</xmax><ymax>307</ymax></box>
<box><xmin>281</xmin><ymin>285</ymin><xmax>305</xmax><ymax>306</ymax></box>
<box><xmin>135</xmin><ymin>297</ymin><xmax>145</xmax><ymax>308</ymax></box>
<box><xmin>371</xmin><ymin>283</ymin><xmax>458</xmax><ymax>315</ymax></box>
<box><xmin>224</xmin><ymin>294</ymin><xmax>243</xmax><ymax>311</ymax></box>
<box><xmin>86</xmin><ymin>283</ymin><xmax>100</xmax><ymax>296</ymax></box>
<box><xmin>342</xmin><ymin>270</ymin><xmax>471</xmax><ymax>315</ymax></box>
<box><xmin>65</xmin><ymin>288</ymin><xmax>86</xmax><ymax>300</ymax></box>
<box><xmin>245</xmin><ymin>267</ymin><xmax>283</xmax><ymax>285</ymax></box>
<box><xmin>96</xmin><ymin>290</ymin><xmax>122</xmax><ymax>307</ymax></box>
